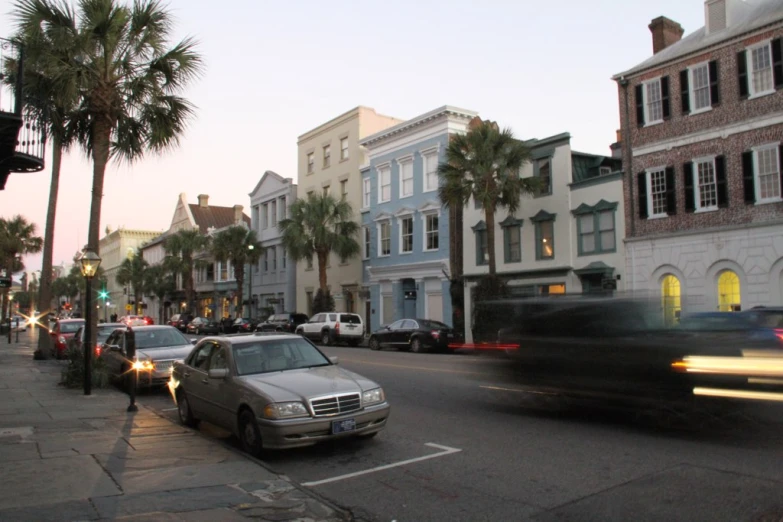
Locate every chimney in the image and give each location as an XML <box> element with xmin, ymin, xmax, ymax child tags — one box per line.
<box><xmin>610</xmin><ymin>129</ymin><xmax>623</xmax><ymax>159</ymax></box>
<box><xmin>648</xmin><ymin>16</ymin><xmax>684</xmax><ymax>54</ymax></box>
<box><xmin>197</xmin><ymin>194</ymin><xmax>209</xmax><ymax>208</ymax></box>
<box><xmin>233</xmin><ymin>204</ymin><xmax>244</xmax><ymax>225</ymax></box>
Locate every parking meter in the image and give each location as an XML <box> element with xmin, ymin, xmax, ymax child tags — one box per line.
<box><xmin>125</xmin><ymin>327</ymin><xmax>138</xmax><ymax>412</ymax></box>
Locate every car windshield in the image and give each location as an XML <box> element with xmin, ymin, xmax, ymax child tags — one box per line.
<box><xmin>134</xmin><ymin>328</ymin><xmax>190</xmax><ymax>349</ymax></box>
<box><xmin>233</xmin><ymin>338</ymin><xmax>331</xmax><ymax>376</ymax></box>
<box><xmin>60</xmin><ymin>322</ymin><xmax>83</xmax><ymax>333</ymax></box>
<box><xmin>418</xmin><ymin>320</ymin><xmax>449</xmax><ymax>329</ymax></box>
<box><xmin>97</xmin><ymin>326</ymin><xmax>118</xmax><ymax>343</ymax></box>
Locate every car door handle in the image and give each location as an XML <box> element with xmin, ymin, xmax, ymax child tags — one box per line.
<box><xmin>183</xmin><ymin>372</ymin><xmax>191</xmax><ymax>377</ymax></box>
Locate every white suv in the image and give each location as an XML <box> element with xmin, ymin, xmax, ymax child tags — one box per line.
<box><xmin>296</xmin><ymin>312</ymin><xmax>364</xmax><ymax>347</ymax></box>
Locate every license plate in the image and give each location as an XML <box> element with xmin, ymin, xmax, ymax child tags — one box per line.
<box><xmin>332</xmin><ymin>418</ymin><xmax>356</xmax><ymax>434</ymax></box>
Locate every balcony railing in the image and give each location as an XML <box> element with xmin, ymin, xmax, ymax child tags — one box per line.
<box><xmin>0</xmin><ymin>37</ymin><xmax>23</xmax><ymax>115</ymax></box>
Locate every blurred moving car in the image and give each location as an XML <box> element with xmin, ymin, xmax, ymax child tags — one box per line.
<box><xmin>120</xmin><ymin>315</ymin><xmax>147</xmax><ymax>327</ymax></box>
<box><xmin>255</xmin><ymin>313</ymin><xmax>309</xmax><ymax>334</ymax></box>
<box><xmin>100</xmin><ymin>325</ymin><xmax>196</xmax><ymax>389</ymax></box>
<box><xmin>232</xmin><ymin>317</ymin><xmax>260</xmax><ymax>333</ymax></box>
<box><xmin>369</xmin><ymin>319</ymin><xmax>461</xmax><ymax>353</ymax></box>
<box><xmin>170</xmin><ymin>333</ymin><xmax>390</xmax><ymax>455</ymax></box>
<box><xmin>187</xmin><ymin>317</ymin><xmax>221</xmax><ymax>335</ymax></box>
<box><xmin>68</xmin><ymin>323</ymin><xmax>125</xmax><ymax>356</ymax></box>
<box><xmin>50</xmin><ymin>318</ymin><xmax>86</xmax><ymax>359</ymax></box>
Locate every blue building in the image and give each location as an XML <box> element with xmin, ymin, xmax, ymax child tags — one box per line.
<box><xmin>359</xmin><ymin>106</ymin><xmax>478</xmax><ymax>332</ymax></box>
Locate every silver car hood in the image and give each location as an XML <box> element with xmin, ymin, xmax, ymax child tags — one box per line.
<box><xmin>137</xmin><ymin>345</ymin><xmax>193</xmax><ymax>362</ymax></box>
<box><xmin>237</xmin><ymin>365</ymin><xmax>379</xmax><ymax>402</ymax></box>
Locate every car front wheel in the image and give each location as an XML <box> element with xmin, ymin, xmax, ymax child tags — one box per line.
<box><xmin>239</xmin><ymin>410</ymin><xmax>263</xmax><ymax>458</ymax></box>
<box><xmin>410</xmin><ymin>337</ymin><xmax>424</xmax><ymax>353</ymax></box>
<box><xmin>177</xmin><ymin>390</ymin><xmax>198</xmax><ymax>428</ymax></box>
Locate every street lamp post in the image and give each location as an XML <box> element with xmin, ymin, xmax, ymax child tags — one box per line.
<box><xmin>7</xmin><ymin>293</ymin><xmax>13</xmax><ymax>343</ymax></box>
<box><xmin>248</xmin><ymin>244</ymin><xmax>254</xmax><ymax>318</ymax></box>
<box><xmin>78</xmin><ymin>247</ymin><xmax>102</xmax><ymax>396</ymax></box>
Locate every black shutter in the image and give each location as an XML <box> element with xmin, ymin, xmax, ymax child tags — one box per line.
<box><xmin>684</xmin><ymin>162</ymin><xmax>696</xmax><ymax>212</ymax></box>
<box><xmin>665</xmin><ymin>167</ymin><xmax>676</xmax><ymax>215</ymax></box>
<box><xmin>637</xmin><ymin>172</ymin><xmax>648</xmax><ymax>219</ymax></box>
<box><xmin>661</xmin><ymin>76</ymin><xmax>671</xmax><ymax>119</ymax></box>
<box><xmin>715</xmin><ymin>156</ymin><xmax>728</xmax><ymax>208</ymax></box>
<box><xmin>773</xmin><ymin>38</ymin><xmax>783</xmax><ymax>89</ymax></box>
<box><xmin>737</xmin><ymin>51</ymin><xmax>749</xmax><ymax>98</ymax></box>
<box><xmin>709</xmin><ymin>61</ymin><xmax>720</xmax><ymax>106</ymax></box>
<box><xmin>742</xmin><ymin>151</ymin><xmax>755</xmax><ymax>203</ymax></box>
<box><xmin>635</xmin><ymin>84</ymin><xmax>645</xmax><ymax>127</ymax></box>
<box><xmin>680</xmin><ymin>70</ymin><xmax>690</xmax><ymax>114</ymax></box>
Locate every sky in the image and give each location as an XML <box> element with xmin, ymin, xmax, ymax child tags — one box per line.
<box><xmin>0</xmin><ymin>0</ymin><xmax>706</xmax><ymax>275</ymax></box>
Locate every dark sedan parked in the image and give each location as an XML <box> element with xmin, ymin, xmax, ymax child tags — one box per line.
<box><xmin>256</xmin><ymin>313</ymin><xmax>309</xmax><ymax>333</ymax></box>
<box><xmin>368</xmin><ymin>319</ymin><xmax>460</xmax><ymax>353</ymax></box>
<box><xmin>232</xmin><ymin>317</ymin><xmax>260</xmax><ymax>333</ymax></box>
<box><xmin>186</xmin><ymin>317</ymin><xmax>221</xmax><ymax>335</ymax></box>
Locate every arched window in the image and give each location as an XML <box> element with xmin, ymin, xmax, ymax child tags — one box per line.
<box><xmin>661</xmin><ymin>275</ymin><xmax>681</xmax><ymax>326</ymax></box>
<box><xmin>718</xmin><ymin>270</ymin><xmax>741</xmax><ymax>312</ymax></box>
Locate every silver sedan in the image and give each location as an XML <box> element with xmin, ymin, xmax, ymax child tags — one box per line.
<box><xmin>170</xmin><ymin>334</ymin><xmax>390</xmax><ymax>454</ymax></box>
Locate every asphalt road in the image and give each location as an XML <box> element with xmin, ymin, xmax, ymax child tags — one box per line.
<box><xmin>138</xmin><ymin>342</ymin><xmax>783</xmax><ymax>522</ymax></box>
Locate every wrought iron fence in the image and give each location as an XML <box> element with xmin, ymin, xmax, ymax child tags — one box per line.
<box><xmin>0</xmin><ymin>37</ymin><xmax>23</xmax><ymax>115</ymax></box>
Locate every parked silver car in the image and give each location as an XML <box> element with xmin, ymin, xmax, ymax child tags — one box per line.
<box><xmin>170</xmin><ymin>333</ymin><xmax>390</xmax><ymax>454</ymax></box>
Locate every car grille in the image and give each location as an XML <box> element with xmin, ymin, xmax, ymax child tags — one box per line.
<box><xmin>154</xmin><ymin>360</ymin><xmax>174</xmax><ymax>373</ymax></box>
<box><xmin>309</xmin><ymin>393</ymin><xmax>362</xmax><ymax>417</ymax></box>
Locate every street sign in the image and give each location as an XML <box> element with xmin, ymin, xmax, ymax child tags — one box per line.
<box><xmin>0</xmin><ymin>277</ymin><xmax>11</xmax><ymax>289</ymax></box>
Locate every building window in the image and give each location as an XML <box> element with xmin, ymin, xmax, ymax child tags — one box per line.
<box><xmin>262</xmin><ymin>203</ymin><xmax>269</xmax><ymax>229</ymax></box>
<box><xmin>423</xmin><ymin>152</ymin><xmax>438</xmax><ymax>192</ymax></box>
<box><xmin>644</xmin><ymin>78</ymin><xmax>663</xmax><ymax>123</ymax></box>
<box><xmin>661</xmin><ymin>275</ymin><xmax>681</xmax><ymax>326</ymax></box>
<box><xmin>322</xmin><ymin>185</ymin><xmax>330</xmax><ymax>197</ymax></box>
<box><xmin>206</xmin><ymin>264</ymin><xmax>214</xmax><ymax>281</ymax></box>
<box><xmin>474</xmin><ymin>223</ymin><xmax>488</xmax><ymax>266</ymax></box>
<box><xmin>340</xmin><ymin>179</ymin><xmax>348</xmax><ymax>200</ymax></box>
<box><xmin>362</xmin><ymin>178</ymin><xmax>371</xmax><ymax>208</ymax></box>
<box><xmin>219</xmin><ymin>262</ymin><xmax>228</xmax><ymax>281</ymax></box>
<box><xmin>252</xmin><ymin>205</ymin><xmax>260</xmax><ymax>230</ymax></box>
<box><xmin>695</xmin><ymin>158</ymin><xmax>718</xmax><ymax>211</ymax></box>
<box><xmin>282</xmin><ymin>248</ymin><xmax>286</xmax><ymax>269</ymax></box>
<box><xmin>690</xmin><ymin>63</ymin><xmax>711</xmax><ymax>111</ymax></box>
<box><xmin>378</xmin><ymin>221</ymin><xmax>391</xmax><ymax>256</ymax></box>
<box><xmin>718</xmin><ymin>270</ymin><xmax>741</xmax><ymax>312</ymax></box>
<box><xmin>400</xmin><ymin>160</ymin><xmax>413</xmax><ymax>198</ymax></box>
<box><xmin>755</xmin><ymin>145</ymin><xmax>782</xmax><ymax>202</ymax></box>
<box><xmin>363</xmin><ymin>226</ymin><xmax>370</xmax><ymax>259</ymax></box>
<box><xmin>535</xmin><ymin>157</ymin><xmax>552</xmax><ymax>195</ymax></box>
<box><xmin>307</xmin><ymin>152</ymin><xmax>314</xmax><ymax>174</ymax></box>
<box><xmin>424</xmin><ymin>214</ymin><xmax>439</xmax><ymax>251</ymax></box>
<box><xmin>263</xmin><ymin>250</ymin><xmax>269</xmax><ymax>272</ymax></box>
<box><xmin>379</xmin><ymin>166</ymin><xmax>391</xmax><ymax>203</ymax></box>
<box><xmin>306</xmin><ymin>256</ymin><xmax>313</xmax><ymax>270</ymax></box>
<box><xmin>340</xmin><ymin>137</ymin><xmax>349</xmax><ymax>160</ymax></box>
<box><xmin>648</xmin><ymin>168</ymin><xmax>668</xmax><ymax>217</ymax></box>
<box><xmin>536</xmin><ymin>220</ymin><xmax>554</xmax><ymax>260</ymax></box>
<box><xmin>504</xmin><ymin>225</ymin><xmax>521</xmax><ymax>263</ymax></box>
<box><xmin>323</xmin><ymin>144</ymin><xmax>331</xmax><ymax>168</ymax></box>
<box><xmin>279</xmin><ymin>197</ymin><xmax>286</xmax><ymax>220</ymax></box>
<box><xmin>578</xmin><ymin>210</ymin><xmax>616</xmax><ymax>255</ymax></box>
<box><xmin>749</xmin><ymin>43</ymin><xmax>774</xmax><ymax>96</ymax></box>
<box><xmin>540</xmin><ymin>284</ymin><xmax>565</xmax><ymax>295</ymax></box>
<box><xmin>271</xmin><ymin>246</ymin><xmax>276</xmax><ymax>271</ymax></box>
<box><xmin>400</xmin><ymin>216</ymin><xmax>413</xmax><ymax>254</ymax></box>
<box><xmin>270</xmin><ymin>200</ymin><xmax>277</xmax><ymax>226</ymax></box>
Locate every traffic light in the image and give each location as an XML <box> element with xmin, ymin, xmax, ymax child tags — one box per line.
<box><xmin>98</xmin><ymin>288</ymin><xmax>109</xmax><ymax>301</ymax></box>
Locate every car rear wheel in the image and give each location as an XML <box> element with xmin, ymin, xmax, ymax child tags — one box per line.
<box><xmin>321</xmin><ymin>330</ymin><xmax>332</xmax><ymax>346</ymax></box>
<box><xmin>410</xmin><ymin>337</ymin><xmax>424</xmax><ymax>353</ymax></box>
<box><xmin>177</xmin><ymin>390</ymin><xmax>198</xmax><ymax>428</ymax></box>
<box><xmin>369</xmin><ymin>337</ymin><xmax>381</xmax><ymax>351</ymax></box>
<box><xmin>239</xmin><ymin>410</ymin><xmax>263</xmax><ymax>458</ymax></box>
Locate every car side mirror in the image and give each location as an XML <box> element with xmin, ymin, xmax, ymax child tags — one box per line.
<box><xmin>190</xmin><ymin>339</ymin><xmax>198</xmax><ymax>344</ymax></box>
<box><xmin>329</xmin><ymin>356</ymin><xmax>339</xmax><ymax>365</ymax></box>
<box><xmin>106</xmin><ymin>344</ymin><xmax>121</xmax><ymax>352</ymax></box>
<box><xmin>208</xmin><ymin>368</ymin><xmax>228</xmax><ymax>379</ymax></box>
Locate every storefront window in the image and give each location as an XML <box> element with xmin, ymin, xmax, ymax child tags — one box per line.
<box><xmin>661</xmin><ymin>275</ymin><xmax>681</xmax><ymax>326</ymax></box>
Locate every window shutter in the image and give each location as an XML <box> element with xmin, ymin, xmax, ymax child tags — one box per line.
<box><xmin>737</xmin><ymin>51</ymin><xmax>749</xmax><ymax>98</ymax></box>
<box><xmin>680</xmin><ymin>70</ymin><xmax>690</xmax><ymax>114</ymax></box>
<box><xmin>637</xmin><ymin>172</ymin><xmax>648</xmax><ymax>219</ymax></box>
<box><xmin>684</xmin><ymin>162</ymin><xmax>696</xmax><ymax>212</ymax></box>
<box><xmin>742</xmin><ymin>151</ymin><xmax>755</xmax><ymax>203</ymax></box>
<box><xmin>772</xmin><ymin>38</ymin><xmax>783</xmax><ymax>89</ymax></box>
<box><xmin>661</xmin><ymin>76</ymin><xmax>671</xmax><ymax>119</ymax></box>
<box><xmin>635</xmin><ymin>84</ymin><xmax>645</xmax><ymax>127</ymax></box>
<box><xmin>715</xmin><ymin>155</ymin><xmax>728</xmax><ymax>208</ymax></box>
<box><xmin>665</xmin><ymin>167</ymin><xmax>676</xmax><ymax>215</ymax></box>
<box><xmin>709</xmin><ymin>61</ymin><xmax>720</xmax><ymax>106</ymax></box>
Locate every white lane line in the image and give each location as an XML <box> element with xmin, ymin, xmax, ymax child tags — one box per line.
<box><xmin>161</xmin><ymin>407</ymin><xmax>178</xmax><ymax>411</ymax></box>
<box><xmin>480</xmin><ymin>385</ymin><xmax>557</xmax><ymax>395</ymax></box>
<box><xmin>301</xmin><ymin>442</ymin><xmax>462</xmax><ymax>487</ymax></box>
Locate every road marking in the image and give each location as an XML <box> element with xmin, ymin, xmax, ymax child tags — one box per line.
<box><xmin>161</xmin><ymin>407</ymin><xmax>178</xmax><ymax>411</ymax></box>
<box><xmin>301</xmin><ymin>442</ymin><xmax>462</xmax><ymax>487</ymax></box>
<box><xmin>338</xmin><ymin>358</ymin><xmax>485</xmax><ymax>376</ymax></box>
<box><xmin>480</xmin><ymin>385</ymin><xmax>557</xmax><ymax>396</ymax></box>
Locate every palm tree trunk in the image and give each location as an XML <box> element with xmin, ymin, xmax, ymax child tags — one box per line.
<box><xmin>235</xmin><ymin>264</ymin><xmax>244</xmax><ymax>319</ymax></box>
<box><xmin>36</xmin><ymin>137</ymin><xmax>63</xmax><ymax>358</ymax></box>
<box><xmin>485</xmin><ymin>204</ymin><xmax>497</xmax><ymax>276</ymax></box>
<box><xmin>317</xmin><ymin>251</ymin><xmax>328</xmax><ymax>292</ymax></box>
<box><xmin>87</xmin><ymin>121</ymin><xmax>111</xmax><ymax>346</ymax></box>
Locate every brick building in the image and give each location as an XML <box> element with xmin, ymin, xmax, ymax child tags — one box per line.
<box><xmin>613</xmin><ymin>0</ymin><xmax>783</xmax><ymax>322</ymax></box>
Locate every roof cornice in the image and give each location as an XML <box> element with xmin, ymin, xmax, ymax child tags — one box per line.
<box><xmin>359</xmin><ymin>106</ymin><xmax>478</xmax><ymax>148</ymax></box>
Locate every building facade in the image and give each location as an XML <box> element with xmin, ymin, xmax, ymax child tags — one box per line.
<box><xmin>295</xmin><ymin>106</ymin><xmax>403</xmax><ymax>320</ymax></box>
<box><xmin>613</xmin><ymin>0</ymin><xmax>783</xmax><ymax>321</ymax></box>
<box><xmin>98</xmin><ymin>226</ymin><xmax>162</xmax><ymax>320</ymax></box>
<box><xmin>463</xmin><ymin>133</ymin><xmax>623</xmax><ymax>342</ymax></box>
<box><xmin>248</xmin><ymin>171</ymin><xmax>297</xmax><ymax>315</ymax></box>
<box><xmin>359</xmin><ymin>106</ymin><xmax>478</xmax><ymax>332</ymax></box>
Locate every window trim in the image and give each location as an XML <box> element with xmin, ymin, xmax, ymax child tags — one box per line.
<box><xmin>474</xmin><ymin>225</ymin><xmax>488</xmax><ymax>266</ymax></box>
<box><xmin>306</xmin><ymin>152</ymin><xmax>314</xmax><ymax>174</ymax></box>
<box><xmin>398</xmin><ymin>215</ymin><xmax>414</xmax><ymax>255</ymax></box>
<box><xmin>688</xmin><ymin>61</ymin><xmax>712</xmax><ymax>115</ymax></box>
<box><xmin>362</xmin><ymin>177</ymin><xmax>371</xmax><ymax>209</ymax></box>
<box><xmin>421</xmin><ymin>149</ymin><xmax>440</xmax><ymax>193</ymax></box>
<box><xmin>530</xmin><ymin>211</ymin><xmax>556</xmax><ymax>261</ymax></box>
<box><xmin>645</xmin><ymin>165</ymin><xmax>669</xmax><ymax>219</ymax></box>
<box><xmin>747</xmin><ymin>40</ymin><xmax>775</xmax><ymax>99</ymax></box>
<box><xmin>752</xmin><ymin>143</ymin><xmax>783</xmax><ymax>204</ymax></box>
<box><xmin>692</xmin><ymin>155</ymin><xmax>719</xmax><ymax>212</ymax></box>
<box><xmin>262</xmin><ymin>203</ymin><xmax>269</xmax><ymax>229</ymax></box>
<box><xmin>534</xmin><ymin>156</ymin><xmax>553</xmax><ymax>197</ymax></box>
<box><xmin>362</xmin><ymin>226</ymin><xmax>371</xmax><ymax>260</ymax></box>
<box><xmin>340</xmin><ymin>137</ymin><xmax>349</xmax><ymax>161</ymax></box>
<box><xmin>421</xmin><ymin>211</ymin><xmax>440</xmax><ymax>252</ymax></box>
<box><xmin>642</xmin><ymin>77</ymin><xmax>665</xmax><ymax>126</ymax></box>
<box><xmin>377</xmin><ymin>220</ymin><xmax>391</xmax><ymax>257</ymax></box>
<box><xmin>397</xmin><ymin>155</ymin><xmax>414</xmax><ymax>199</ymax></box>
<box><xmin>378</xmin><ymin>165</ymin><xmax>391</xmax><ymax>203</ymax></box>
<box><xmin>576</xmin><ymin>209</ymin><xmax>617</xmax><ymax>257</ymax></box>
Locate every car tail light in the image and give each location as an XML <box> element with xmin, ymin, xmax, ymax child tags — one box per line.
<box><xmin>775</xmin><ymin>329</ymin><xmax>783</xmax><ymax>342</ymax></box>
<box><xmin>431</xmin><ymin>330</ymin><xmax>440</xmax><ymax>339</ymax></box>
<box><xmin>95</xmin><ymin>345</ymin><xmax>102</xmax><ymax>356</ymax></box>
<box><xmin>335</xmin><ymin>322</ymin><xmax>340</xmax><ymax>333</ymax></box>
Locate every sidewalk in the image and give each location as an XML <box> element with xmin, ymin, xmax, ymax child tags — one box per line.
<box><xmin>0</xmin><ymin>331</ymin><xmax>353</xmax><ymax>522</ymax></box>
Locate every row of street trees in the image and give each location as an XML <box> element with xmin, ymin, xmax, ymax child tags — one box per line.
<box><xmin>8</xmin><ymin>0</ymin><xmax>203</xmax><ymax>358</ymax></box>
<box><xmin>0</xmin><ymin>216</ymin><xmax>43</xmax><ymax>321</ymax></box>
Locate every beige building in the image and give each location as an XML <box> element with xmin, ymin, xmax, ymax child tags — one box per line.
<box><xmin>296</xmin><ymin>106</ymin><xmax>403</xmax><ymax>317</ymax></box>
<box><xmin>99</xmin><ymin>227</ymin><xmax>163</xmax><ymax>320</ymax></box>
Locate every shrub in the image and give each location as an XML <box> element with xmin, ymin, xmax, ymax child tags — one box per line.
<box><xmin>60</xmin><ymin>345</ymin><xmax>111</xmax><ymax>389</ymax></box>
<box><xmin>312</xmin><ymin>288</ymin><xmax>335</xmax><ymax>315</ymax></box>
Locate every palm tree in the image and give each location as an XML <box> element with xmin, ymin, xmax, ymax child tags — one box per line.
<box><xmin>0</xmin><ymin>216</ymin><xmax>43</xmax><ymax>321</ymax></box>
<box><xmin>143</xmin><ymin>264</ymin><xmax>175</xmax><ymax>324</ymax></box>
<box><xmin>115</xmin><ymin>250</ymin><xmax>148</xmax><ymax>315</ymax></box>
<box><xmin>164</xmin><ymin>229</ymin><xmax>210</xmax><ymax>314</ymax></box>
<box><xmin>279</xmin><ymin>193</ymin><xmax>360</xmax><ymax>294</ymax></box>
<box><xmin>11</xmin><ymin>0</ymin><xmax>81</xmax><ymax>357</ymax></box>
<box><xmin>438</xmin><ymin>118</ymin><xmax>538</xmax><ymax>276</ymax></box>
<box><xmin>210</xmin><ymin>226</ymin><xmax>262</xmax><ymax>318</ymax></box>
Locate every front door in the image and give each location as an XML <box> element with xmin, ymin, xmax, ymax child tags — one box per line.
<box><xmin>201</xmin><ymin>343</ymin><xmax>233</xmax><ymax>428</ymax></box>
<box><xmin>184</xmin><ymin>342</ymin><xmax>215</xmax><ymax>418</ymax></box>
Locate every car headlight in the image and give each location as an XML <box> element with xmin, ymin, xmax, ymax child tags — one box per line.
<box><xmin>362</xmin><ymin>388</ymin><xmax>385</xmax><ymax>406</ymax></box>
<box><xmin>263</xmin><ymin>402</ymin><xmax>309</xmax><ymax>419</ymax></box>
<box><xmin>132</xmin><ymin>359</ymin><xmax>154</xmax><ymax>371</ymax></box>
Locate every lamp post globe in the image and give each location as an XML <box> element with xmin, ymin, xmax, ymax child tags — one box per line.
<box><xmin>78</xmin><ymin>247</ymin><xmax>101</xmax><ymax>396</ymax></box>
